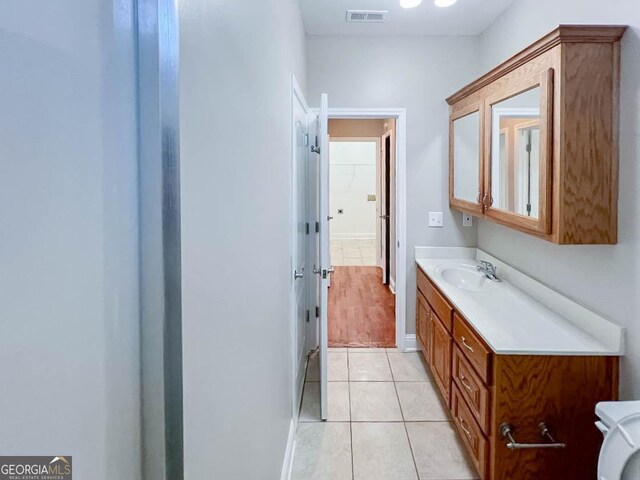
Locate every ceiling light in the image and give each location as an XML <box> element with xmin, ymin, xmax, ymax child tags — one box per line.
<box><xmin>400</xmin><ymin>0</ymin><xmax>422</xmax><ymax>8</ymax></box>
<box><xmin>434</xmin><ymin>0</ymin><xmax>457</xmax><ymax>7</ymax></box>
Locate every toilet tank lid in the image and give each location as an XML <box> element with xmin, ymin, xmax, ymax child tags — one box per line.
<box><xmin>597</xmin><ymin>401</ymin><xmax>640</xmax><ymax>427</ymax></box>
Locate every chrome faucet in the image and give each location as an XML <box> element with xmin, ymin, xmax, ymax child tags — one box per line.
<box><xmin>477</xmin><ymin>260</ymin><xmax>501</xmax><ymax>282</ymax></box>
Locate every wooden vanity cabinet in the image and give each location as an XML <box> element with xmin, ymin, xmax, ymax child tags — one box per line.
<box><xmin>415</xmin><ymin>265</ymin><xmax>619</xmax><ymax>480</ymax></box>
<box><xmin>447</xmin><ymin>25</ymin><xmax>627</xmax><ymax>244</ymax></box>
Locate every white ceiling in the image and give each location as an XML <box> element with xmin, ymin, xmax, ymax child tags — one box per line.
<box><xmin>299</xmin><ymin>0</ymin><xmax>516</xmax><ymax>36</ymax></box>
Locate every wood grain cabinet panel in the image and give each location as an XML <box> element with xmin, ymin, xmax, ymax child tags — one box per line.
<box><xmin>453</xmin><ymin>313</ymin><xmax>492</xmax><ymax>383</ymax></box>
<box><xmin>430</xmin><ymin>312</ymin><xmax>452</xmax><ymax>407</ymax></box>
<box><xmin>416</xmin><ymin>291</ymin><xmax>431</xmax><ymax>359</ymax></box>
<box><xmin>452</xmin><ymin>385</ymin><xmax>489</xmax><ymax>479</ymax></box>
<box><xmin>452</xmin><ymin>346</ymin><xmax>491</xmax><ymax>434</ymax></box>
<box><xmin>446</xmin><ymin>25</ymin><xmax>627</xmax><ymax>244</ymax></box>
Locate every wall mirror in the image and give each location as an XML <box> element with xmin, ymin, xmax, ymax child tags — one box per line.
<box><xmin>490</xmin><ymin>87</ymin><xmax>540</xmax><ymax>218</ymax></box>
<box><xmin>450</xmin><ymin>106</ymin><xmax>482</xmax><ymax>212</ymax></box>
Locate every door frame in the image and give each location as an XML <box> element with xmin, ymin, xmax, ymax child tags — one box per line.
<box><xmin>325</xmin><ymin>108</ymin><xmax>408</xmax><ymax>351</ymax></box>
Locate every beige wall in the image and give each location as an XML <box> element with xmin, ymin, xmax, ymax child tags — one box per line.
<box><xmin>329</xmin><ymin>119</ymin><xmax>386</xmax><ymax>137</ymax></box>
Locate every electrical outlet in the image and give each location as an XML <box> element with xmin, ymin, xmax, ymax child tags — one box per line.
<box><xmin>428</xmin><ymin>212</ymin><xmax>444</xmax><ymax>228</ymax></box>
<box><xmin>463</xmin><ymin>214</ymin><xmax>473</xmax><ymax>227</ymax></box>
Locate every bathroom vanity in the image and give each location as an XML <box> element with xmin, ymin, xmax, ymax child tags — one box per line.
<box><xmin>447</xmin><ymin>25</ymin><xmax>627</xmax><ymax>244</ymax></box>
<box><xmin>414</xmin><ymin>247</ymin><xmax>624</xmax><ymax>480</ymax></box>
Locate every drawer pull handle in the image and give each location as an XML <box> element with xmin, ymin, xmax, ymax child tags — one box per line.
<box><xmin>500</xmin><ymin>423</ymin><xmax>566</xmax><ymax>450</ymax></box>
<box><xmin>459</xmin><ymin>417</ymin><xmax>472</xmax><ymax>438</ymax></box>
<box><xmin>461</xmin><ymin>336</ymin><xmax>475</xmax><ymax>353</ymax></box>
<box><xmin>460</xmin><ymin>374</ymin><xmax>473</xmax><ymax>392</ymax></box>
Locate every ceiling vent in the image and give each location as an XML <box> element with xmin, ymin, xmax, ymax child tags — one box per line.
<box><xmin>346</xmin><ymin>10</ymin><xmax>387</xmax><ymax>23</ymax></box>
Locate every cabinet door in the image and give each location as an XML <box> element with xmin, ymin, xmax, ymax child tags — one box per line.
<box><xmin>416</xmin><ymin>292</ymin><xmax>430</xmax><ymax>357</ymax></box>
<box><xmin>483</xmin><ymin>69</ymin><xmax>554</xmax><ymax>235</ymax></box>
<box><xmin>450</xmin><ymin>102</ymin><xmax>483</xmax><ymax>214</ymax></box>
<box><xmin>431</xmin><ymin>313</ymin><xmax>452</xmax><ymax>405</ymax></box>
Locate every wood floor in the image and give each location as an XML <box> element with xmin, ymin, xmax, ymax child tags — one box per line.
<box><xmin>328</xmin><ymin>266</ymin><xmax>396</xmax><ymax>348</ymax></box>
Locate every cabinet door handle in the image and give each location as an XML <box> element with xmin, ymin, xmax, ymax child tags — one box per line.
<box><xmin>460</xmin><ymin>374</ymin><xmax>473</xmax><ymax>392</ymax></box>
<box><xmin>459</xmin><ymin>417</ymin><xmax>472</xmax><ymax>438</ymax></box>
<box><xmin>461</xmin><ymin>336</ymin><xmax>475</xmax><ymax>353</ymax></box>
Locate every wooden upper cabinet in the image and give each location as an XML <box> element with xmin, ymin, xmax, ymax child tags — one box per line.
<box><xmin>450</xmin><ymin>102</ymin><xmax>484</xmax><ymax>214</ymax></box>
<box><xmin>447</xmin><ymin>25</ymin><xmax>627</xmax><ymax>244</ymax></box>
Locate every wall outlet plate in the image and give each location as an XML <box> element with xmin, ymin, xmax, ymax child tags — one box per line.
<box><xmin>463</xmin><ymin>214</ymin><xmax>473</xmax><ymax>227</ymax></box>
<box><xmin>428</xmin><ymin>212</ymin><xmax>444</xmax><ymax>228</ymax></box>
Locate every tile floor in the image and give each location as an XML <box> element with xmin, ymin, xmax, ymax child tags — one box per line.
<box><xmin>331</xmin><ymin>239</ymin><xmax>377</xmax><ymax>266</ymax></box>
<box><xmin>291</xmin><ymin>348</ymin><xmax>479</xmax><ymax>480</ymax></box>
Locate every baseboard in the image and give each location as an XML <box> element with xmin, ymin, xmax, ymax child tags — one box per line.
<box><xmin>389</xmin><ymin>277</ymin><xmax>396</xmax><ymax>294</ymax></box>
<box><xmin>331</xmin><ymin>233</ymin><xmax>375</xmax><ymax>240</ymax></box>
<box><xmin>280</xmin><ymin>418</ymin><xmax>296</xmax><ymax>480</ymax></box>
<box><xmin>404</xmin><ymin>334</ymin><xmax>418</xmax><ymax>352</ymax></box>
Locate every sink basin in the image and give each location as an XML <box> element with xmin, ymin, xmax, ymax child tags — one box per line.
<box><xmin>436</xmin><ymin>264</ymin><xmax>487</xmax><ymax>292</ymax></box>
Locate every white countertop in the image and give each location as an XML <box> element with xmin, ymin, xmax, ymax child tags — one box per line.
<box><xmin>415</xmin><ymin>247</ymin><xmax>624</xmax><ymax>356</ymax></box>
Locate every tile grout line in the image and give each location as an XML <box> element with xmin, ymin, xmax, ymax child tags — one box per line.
<box><xmin>347</xmin><ymin>349</ymin><xmax>355</xmax><ymax>480</ymax></box>
<box><xmin>387</xmin><ymin>349</ymin><xmax>422</xmax><ymax>480</ymax></box>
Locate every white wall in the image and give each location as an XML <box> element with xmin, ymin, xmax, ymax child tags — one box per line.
<box><xmin>477</xmin><ymin>0</ymin><xmax>640</xmax><ymax>399</ymax></box>
<box><xmin>178</xmin><ymin>0</ymin><xmax>307</xmax><ymax>477</ymax></box>
<box><xmin>0</xmin><ymin>2</ymin><xmax>141</xmax><ymax>478</ymax></box>
<box><xmin>307</xmin><ymin>36</ymin><xmax>479</xmax><ymax>334</ymax></box>
<box><xmin>330</xmin><ymin>141</ymin><xmax>378</xmax><ymax>239</ymax></box>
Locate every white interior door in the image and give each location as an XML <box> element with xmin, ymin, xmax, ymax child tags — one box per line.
<box><xmin>318</xmin><ymin>93</ymin><xmax>330</xmax><ymax>420</ymax></box>
<box><xmin>292</xmin><ymin>82</ymin><xmax>309</xmax><ymax>412</ymax></box>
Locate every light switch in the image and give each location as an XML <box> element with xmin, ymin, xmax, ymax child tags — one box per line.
<box><xmin>428</xmin><ymin>212</ymin><xmax>444</xmax><ymax>228</ymax></box>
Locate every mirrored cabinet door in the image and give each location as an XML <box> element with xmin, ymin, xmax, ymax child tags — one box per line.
<box><xmin>484</xmin><ymin>70</ymin><xmax>553</xmax><ymax>234</ymax></box>
<box><xmin>450</xmin><ymin>104</ymin><xmax>482</xmax><ymax>213</ymax></box>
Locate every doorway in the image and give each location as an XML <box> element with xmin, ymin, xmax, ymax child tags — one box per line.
<box><xmin>328</xmin><ymin>119</ymin><xmax>397</xmax><ymax>348</ymax></box>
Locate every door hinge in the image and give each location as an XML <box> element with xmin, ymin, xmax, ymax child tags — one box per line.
<box><xmin>306</xmin><ymin>309</ymin><xmax>310</xmax><ymax>323</ymax></box>
<box><xmin>315</xmin><ymin>221</ymin><xmax>320</xmax><ymax>233</ymax></box>
<box><xmin>306</xmin><ymin>222</ymin><xmax>310</xmax><ymax>235</ymax></box>
<box><xmin>311</xmin><ymin>135</ymin><xmax>320</xmax><ymax>154</ymax></box>
<box><xmin>304</xmin><ymin>133</ymin><xmax>310</xmax><ymax>147</ymax></box>
<box><xmin>315</xmin><ymin>306</ymin><xmax>320</xmax><ymax>318</ymax></box>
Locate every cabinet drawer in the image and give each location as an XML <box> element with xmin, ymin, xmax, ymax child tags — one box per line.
<box><xmin>417</xmin><ymin>268</ymin><xmax>454</xmax><ymax>332</ymax></box>
<box><xmin>452</xmin><ymin>385</ymin><xmax>488</xmax><ymax>479</ymax></box>
<box><xmin>453</xmin><ymin>313</ymin><xmax>492</xmax><ymax>383</ymax></box>
<box><xmin>452</xmin><ymin>346</ymin><xmax>490</xmax><ymax>434</ymax></box>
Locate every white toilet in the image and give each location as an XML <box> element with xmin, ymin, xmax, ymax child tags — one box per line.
<box><xmin>596</xmin><ymin>401</ymin><xmax>640</xmax><ymax>479</ymax></box>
